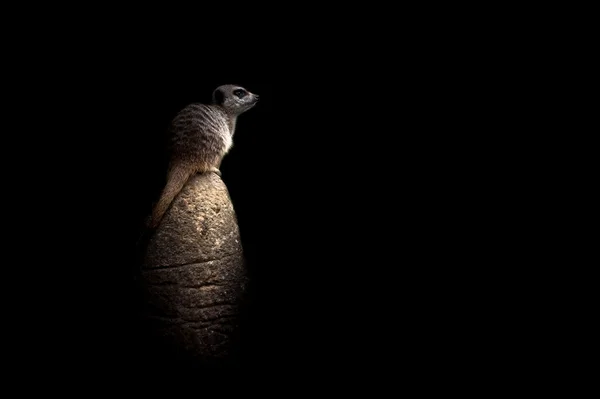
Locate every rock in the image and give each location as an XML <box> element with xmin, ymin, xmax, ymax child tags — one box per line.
<box><xmin>139</xmin><ymin>172</ymin><xmax>248</xmax><ymax>367</ymax></box>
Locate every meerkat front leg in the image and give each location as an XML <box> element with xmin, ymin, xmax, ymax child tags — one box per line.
<box><xmin>209</xmin><ymin>158</ymin><xmax>224</xmax><ymax>176</ymax></box>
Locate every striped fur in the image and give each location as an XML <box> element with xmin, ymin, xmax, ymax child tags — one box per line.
<box><xmin>168</xmin><ymin>103</ymin><xmax>232</xmax><ymax>168</ymax></box>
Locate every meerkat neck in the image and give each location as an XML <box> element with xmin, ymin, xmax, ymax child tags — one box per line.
<box><xmin>229</xmin><ymin>116</ymin><xmax>238</xmax><ymax>136</ymax></box>
<box><xmin>213</xmin><ymin>105</ymin><xmax>239</xmax><ymax>135</ymax></box>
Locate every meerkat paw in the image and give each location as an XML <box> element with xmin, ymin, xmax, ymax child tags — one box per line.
<box><xmin>210</xmin><ymin>167</ymin><xmax>222</xmax><ymax>177</ymax></box>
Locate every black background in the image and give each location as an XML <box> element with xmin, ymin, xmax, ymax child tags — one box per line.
<box><xmin>0</xmin><ymin>7</ymin><xmax>543</xmax><ymax>389</ymax></box>
<box><xmin>8</xmin><ymin>55</ymin><xmax>503</xmax><ymax>387</ymax></box>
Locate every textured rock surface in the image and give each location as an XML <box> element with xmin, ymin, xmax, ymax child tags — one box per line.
<box><xmin>140</xmin><ymin>172</ymin><xmax>248</xmax><ymax>366</ymax></box>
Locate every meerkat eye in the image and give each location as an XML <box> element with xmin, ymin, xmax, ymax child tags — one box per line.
<box><xmin>233</xmin><ymin>89</ymin><xmax>247</xmax><ymax>98</ymax></box>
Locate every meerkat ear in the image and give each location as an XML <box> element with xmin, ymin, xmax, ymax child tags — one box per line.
<box><xmin>213</xmin><ymin>89</ymin><xmax>225</xmax><ymax>105</ymax></box>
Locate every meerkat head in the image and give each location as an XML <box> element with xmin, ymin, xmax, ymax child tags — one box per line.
<box><xmin>211</xmin><ymin>84</ymin><xmax>259</xmax><ymax>115</ymax></box>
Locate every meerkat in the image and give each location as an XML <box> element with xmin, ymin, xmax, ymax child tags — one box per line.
<box><xmin>148</xmin><ymin>84</ymin><xmax>259</xmax><ymax>229</ymax></box>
